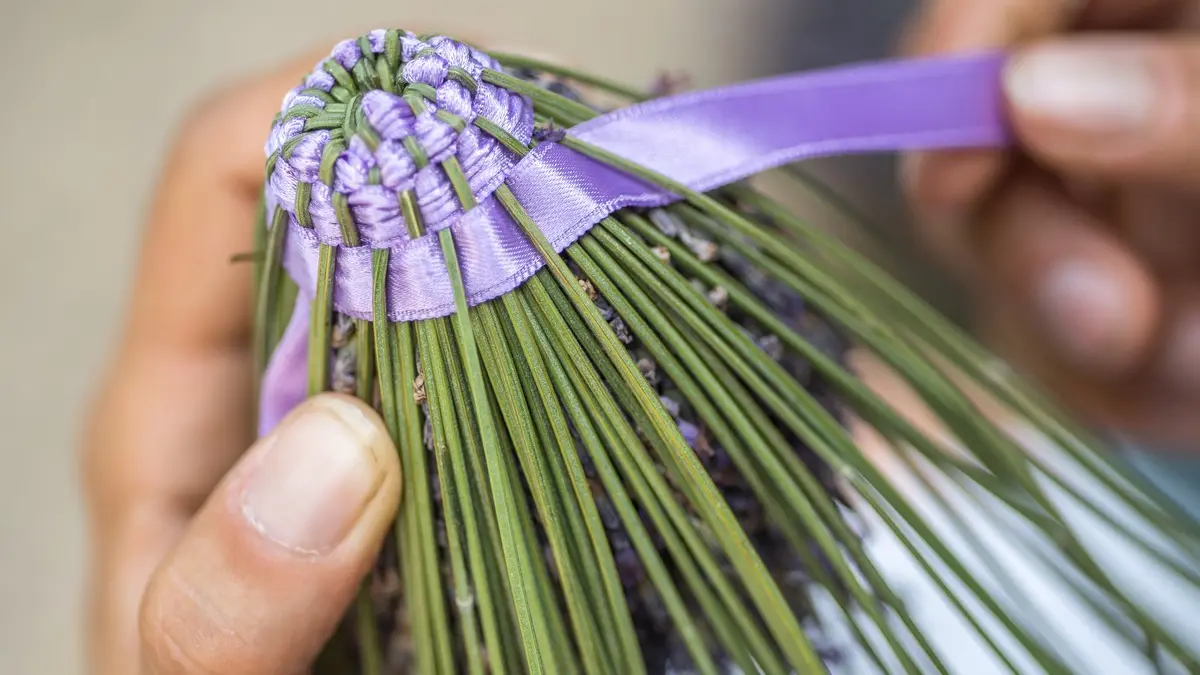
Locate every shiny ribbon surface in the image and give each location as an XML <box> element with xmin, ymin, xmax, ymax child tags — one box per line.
<box><xmin>260</xmin><ymin>49</ymin><xmax>1013</xmax><ymax>435</ymax></box>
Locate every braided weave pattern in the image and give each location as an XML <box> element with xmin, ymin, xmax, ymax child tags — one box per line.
<box><xmin>265</xmin><ymin>30</ymin><xmax>534</xmax><ymax>249</ymax></box>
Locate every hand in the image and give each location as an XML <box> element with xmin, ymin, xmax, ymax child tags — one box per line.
<box><xmin>80</xmin><ymin>48</ymin><xmax>402</xmax><ymax>674</ymax></box>
<box><xmin>902</xmin><ymin>0</ymin><xmax>1200</xmax><ymax>443</ymax></box>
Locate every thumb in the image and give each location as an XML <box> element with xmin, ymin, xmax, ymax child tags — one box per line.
<box><xmin>1003</xmin><ymin>35</ymin><xmax>1200</xmax><ymax>187</ymax></box>
<box><xmin>138</xmin><ymin>394</ymin><xmax>401</xmax><ymax>674</ymax></box>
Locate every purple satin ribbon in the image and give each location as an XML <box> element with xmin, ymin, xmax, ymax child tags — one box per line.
<box><xmin>260</xmin><ymin>49</ymin><xmax>1013</xmax><ymax>436</ymax></box>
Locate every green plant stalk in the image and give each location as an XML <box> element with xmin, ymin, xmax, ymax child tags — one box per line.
<box><xmin>737</xmin><ymin>186</ymin><xmax>1200</xmax><ymax>543</ymax></box>
<box><xmin>563</xmin><ymin>137</ymin><xmax>1196</xmax><ymax>661</ymax></box>
<box><xmin>253</xmin><ymin>206</ymin><xmax>289</xmax><ymax>379</ymax></box>
<box><xmin>396</xmin><ymin>320</ymin><xmax>457</xmax><ymax>675</ymax></box>
<box><xmin>573</xmin><ymin>236</ymin><xmax>931</xmax><ymax>673</ymax></box>
<box><xmin>479</xmin><ymin>293</ymin><xmax>614</xmax><ymax>675</ymax></box>
<box><xmin>418</xmin><ymin>318</ymin><xmax>487</xmax><ymax>675</ymax></box>
<box><xmin>590</xmin><ymin>223</ymin><xmax>933</xmax><ymax>672</ymax></box>
<box><xmin>495</xmin><ymin>299</ymin><xmax>622</xmax><ymax>675</ymax></box>
<box><xmin>500</xmin><ymin>292</ymin><xmax>645</xmax><ymax>673</ymax></box>
<box><xmin>494</xmin><ymin>182</ymin><xmax>828</xmax><ymax>673</ymax></box>
<box><xmin>436</xmin><ymin>160</ymin><xmax>518</xmax><ymax>674</ymax></box>
<box><xmin>434</xmin><ymin>322</ymin><xmax>527</xmax><ymax>675</ymax></box>
<box><xmin>517</xmin><ymin>282</ymin><xmax>754</xmax><ymax>675</ymax></box>
<box><xmin>528</xmin><ymin>273</ymin><xmax>787</xmax><ymax>675</ymax></box>
<box><xmin>351</xmin><ymin>315</ymin><xmax>384</xmax><ymax>675</ymax></box>
<box><xmin>371</xmin><ymin>249</ymin><xmax>444</xmax><ymax>675</ymax></box>
<box><xmin>472</xmin><ymin>302</ymin><xmax>572</xmax><ymax>673</ymax></box>
<box><xmin>618</xmin><ymin>201</ymin><xmax>1085</xmax><ymax>670</ymax></box>
<box><xmin>400</xmin><ymin>131</ymin><xmax>551</xmax><ymax>674</ymax></box>
<box><xmin>619</xmin><ymin>211</ymin><xmax>1084</xmax><ymax>671</ymax></box>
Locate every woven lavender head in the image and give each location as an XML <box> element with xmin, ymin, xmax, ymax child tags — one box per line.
<box><xmin>258</xmin><ymin>30</ymin><xmax>1008</xmax><ymax>330</ymax></box>
<box><xmin>250</xmin><ymin>33</ymin><xmax>1200</xmax><ymax>675</ymax></box>
<box><xmin>266</xmin><ymin>32</ymin><xmax>533</xmax><ymax>250</ymax></box>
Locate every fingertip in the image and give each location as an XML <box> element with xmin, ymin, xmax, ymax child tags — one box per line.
<box><xmin>1032</xmin><ymin>255</ymin><xmax>1159</xmax><ymax>376</ymax></box>
<box><xmin>980</xmin><ymin>176</ymin><xmax>1161</xmax><ymax>379</ymax></box>
<box><xmin>138</xmin><ymin>394</ymin><xmax>401</xmax><ymax>674</ymax></box>
<box><xmin>300</xmin><ymin>393</ymin><xmax>401</xmax><ymax>493</ymax></box>
<box><xmin>1151</xmin><ymin>295</ymin><xmax>1200</xmax><ymax>396</ymax></box>
<box><xmin>239</xmin><ymin>394</ymin><xmax>399</xmax><ymax>557</ymax></box>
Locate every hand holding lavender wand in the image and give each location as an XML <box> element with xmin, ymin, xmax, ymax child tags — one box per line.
<box><xmin>80</xmin><ymin>5</ymin><xmax>1200</xmax><ymax>672</ymax></box>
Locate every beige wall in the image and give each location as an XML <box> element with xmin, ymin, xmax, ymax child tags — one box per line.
<box><xmin>0</xmin><ymin>2</ymin><xmax>794</xmax><ymax>672</ymax></box>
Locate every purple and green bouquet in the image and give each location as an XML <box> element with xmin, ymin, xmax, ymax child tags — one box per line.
<box><xmin>250</xmin><ymin>30</ymin><xmax>1200</xmax><ymax>675</ymax></box>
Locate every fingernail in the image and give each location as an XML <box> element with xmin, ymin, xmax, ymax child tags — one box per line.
<box><xmin>1159</xmin><ymin>309</ymin><xmax>1200</xmax><ymax>393</ymax></box>
<box><xmin>241</xmin><ymin>398</ymin><xmax>383</xmax><ymax>554</ymax></box>
<box><xmin>1036</xmin><ymin>260</ymin><xmax>1129</xmax><ymax>371</ymax></box>
<box><xmin>1005</xmin><ymin>45</ymin><xmax>1157</xmax><ymax>133</ymax></box>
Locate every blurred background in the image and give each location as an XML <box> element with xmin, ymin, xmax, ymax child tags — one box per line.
<box><xmin>3</xmin><ymin>1</ymin><xmax>1195</xmax><ymax>673</ymax></box>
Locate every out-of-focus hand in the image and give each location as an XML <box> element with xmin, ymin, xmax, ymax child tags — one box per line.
<box><xmin>902</xmin><ymin>0</ymin><xmax>1200</xmax><ymax>442</ymax></box>
<box><xmin>80</xmin><ymin>48</ymin><xmax>403</xmax><ymax>674</ymax></box>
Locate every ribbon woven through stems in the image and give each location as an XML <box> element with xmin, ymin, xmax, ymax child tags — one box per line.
<box><xmin>251</xmin><ymin>29</ymin><xmax>1200</xmax><ymax>675</ymax></box>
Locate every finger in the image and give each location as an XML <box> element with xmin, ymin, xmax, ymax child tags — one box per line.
<box><xmin>898</xmin><ymin>0</ymin><xmax>1190</xmax><ymax>265</ymax></box>
<box><xmin>1004</xmin><ymin>35</ymin><xmax>1200</xmax><ymax>187</ymax></box>
<box><xmin>1151</xmin><ymin>287</ymin><xmax>1200</xmax><ymax>394</ymax></box>
<box><xmin>82</xmin><ymin>50</ymin><xmax>335</xmax><ymax>675</ymax></box>
<box><xmin>974</xmin><ymin>170</ymin><xmax>1161</xmax><ymax>379</ymax></box>
<box><xmin>900</xmin><ymin>0</ymin><xmax>1084</xmax><ymax>265</ymax></box>
<box><xmin>85</xmin><ymin>45</ymin><xmax>338</xmax><ymax>526</ymax></box>
<box><xmin>980</xmin><ymin>293</ymin><xmax>1200</xmax><ymax>442</ymax></box>
<box><xmin>1114</xmin><ymin>188</ymin><xmax>1200</xmax><ymax>280</ymax></box>
<box><xmin>902</xmin><ymin>0</ymin><xmax>1186</xmax><ymax>56</ymax></box>
<box><xmin>139</xmin><ymin>394</ymin><xmax>400</xmax><ymax>675</ymax></box>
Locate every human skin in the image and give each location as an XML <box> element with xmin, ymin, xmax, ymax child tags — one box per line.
<box><xmin>901</xmin><ymin>0</ymin><xmax>1200</xmax><ymax>443</ymax></box>
<box><xmin>82</xmin><ymin>4</ymin><xmax>1200</xmax><ymax>672</ymax></box>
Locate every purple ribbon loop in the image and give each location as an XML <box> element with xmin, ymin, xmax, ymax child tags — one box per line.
<box><xmin>259</xmin><ymin>47</ymin><xmax>1013</xmax><ymax>436</ymax></box>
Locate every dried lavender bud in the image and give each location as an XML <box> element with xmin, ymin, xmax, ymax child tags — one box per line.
<box><xmin>429</xmin><ymin>469</ymin><xmax>441</xmax><ymax>504</ymax></box>
<box><xmin>331</xmin><ymin>313</ymin><xmax>355</xmax><ymax>348</ymax></box>
<box><xmin>707</xmin><ymin>285</ymin><xmax>729</xmax><ymax>311</ymax></box>
<box><xmin>595</xmin><ymin>494</ymin><xmax>621</xmax><ymax>531</ymax></box>
<box><xmin>648</xmin><ymin>209</ymin><xmax>681</xmax><ymax>237</ymax></box>
<box><xmin>658</xmin><ymin>395</ymin><xmax>681</xmax><ymax>418</ymax></box>
<box><xmin>593</xmin><ymin>297</ymin><xmax>615</xmax><ymax>321</ymax></box>
<box><xmin>637</xmin><ymin>357</ymin><xmax>658</xmax><ymax>386</ymax></box>
<box><xmin>679</xmin><ymin>229</ymin><xmax>718</xmax><ymax>262</ymax></box>
<box><xmin>610</xmin><ymin>316</ymin><xmax>633</xmax><ymax>344</ymax></box>
<box><xmin>332</xmin><ymin>345</ymin><xmax>357</xmax><ymax>395</ymax></box>
<box><xmin>757</xmin><ymin>334</ymin><xmax>784</xmax><ymax>361</ymax></box>
<box><xmin>372</xmin><ymin>567</ymin><xmax>402</xmax><ymax>607</ymax></box>
<box><xmin>413</xmin><ymin>371</ymin><xmax>427</xmax><ymax>406</ymax></box>
<box><xmin>577</xmin><ymin>445</ymin><xmax>597</xmax><ymax>478</ymax></box>
<box><xmin>533</xmin><ymin>120</ymin><xmax>567</xmax><ymax>144</ymax></box>
<box><xmin>677</xmin><ymin>420</ymin><xmax>702</xmax><ymax>451</ymax></box>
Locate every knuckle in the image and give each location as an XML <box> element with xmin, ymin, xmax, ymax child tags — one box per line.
<box><xmin>139</xmin><ymin>564</ymin><xmax>248</xmax><ymax>674</ymax></box>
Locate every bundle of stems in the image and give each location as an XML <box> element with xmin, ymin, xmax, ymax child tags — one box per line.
<box><xmin>252</xmin><ymin>30</ymin><xmax>1200</xmax><ymax>675</ymax></box>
